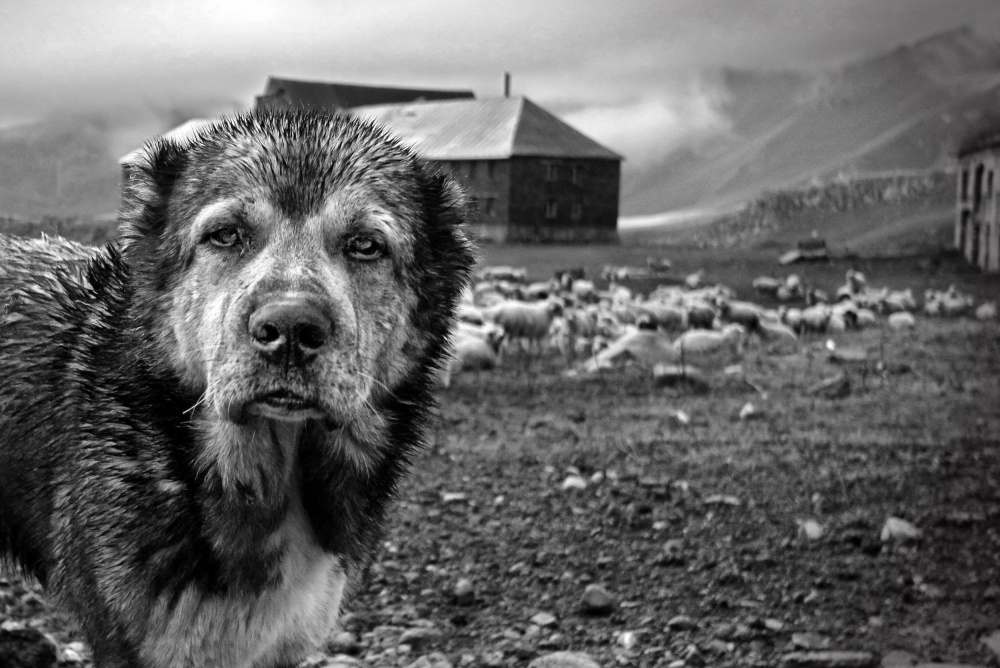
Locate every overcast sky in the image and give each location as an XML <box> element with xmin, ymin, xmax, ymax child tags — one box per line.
<box><xmin>2</xmin><ymin>0</ymin><xmax>998</xmax><ymax>162</ymax></box>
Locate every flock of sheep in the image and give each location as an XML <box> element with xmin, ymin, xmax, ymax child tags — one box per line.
<box><xmin>439</xmin><ymin>264</ymin><xmax>998</xmax><ymax>387</ymax></box>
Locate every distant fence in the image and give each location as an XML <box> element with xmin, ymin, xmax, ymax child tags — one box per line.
<box><xmin>0</xmin><ymin>215</ymin><xmax>117</xmax><ymax>245</ymax></box>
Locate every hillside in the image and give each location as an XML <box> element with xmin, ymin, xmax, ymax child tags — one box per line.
<box><xmin>622</xmin><ymin>25</ymin><xmax>1000</xmax><ymax>216</ymax></box>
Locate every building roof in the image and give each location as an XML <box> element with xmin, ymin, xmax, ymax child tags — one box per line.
<box><xmin>351</xmin><ymin>96</ymin><xmax>622</xmax><ymax>161</ymax></box>
<box><xmin>958</xmin><ymin>130</ymin><xmax>1000</xmax><ymax>158</ymax></box>
<box><xmin>118</xmin><ymin>118</ymin><xmax>215</xmax><ymax>166</ymax></box>
<box><xmin>255</xmin><ymin>76</ymin><xmax>474</xmax><ymax>111</ymax></box>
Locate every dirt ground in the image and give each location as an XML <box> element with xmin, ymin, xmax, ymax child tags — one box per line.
<box><xmin>2</xmin><ymin>320</ymin><xmax>998</xmax><ymax>668</ymax></box>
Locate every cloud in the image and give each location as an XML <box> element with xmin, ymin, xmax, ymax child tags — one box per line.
<box><xmin>562</xmin><ymin>80</ymin><xmax>731</xmax><ymax>168</ymax></box>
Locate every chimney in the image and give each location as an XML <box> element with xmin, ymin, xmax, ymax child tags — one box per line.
<box><xmin>504</xmin><ymin>72</ymin><xmax>511</xmax><ymax>98</ymax></box>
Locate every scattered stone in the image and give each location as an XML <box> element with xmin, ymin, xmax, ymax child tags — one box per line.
<box><xmin>739</xmin><ymin>402</ymin><xmax>760</xmax><ymax>420</ymax></box>
<box><xmin>440</xmin><ymin>492</ymin><xmax>468</xmax><ymax>504</ymax></box>
<box><xmin>828</xmin><ymin>347</ymin><xmax>868</xmax><ymax>364</ymax></box>
<box><xmin>982</xmin><ymin>629</ymin><xmax>1000</xmax><ymax>660</ymax></box>
<box><xmin>530</xmin><ymin>612</ymin><xmax>558</xmax><ymax>628</ymax></box>
<box><xmin>326</xmin><ymin>630</ymin><xmax>362</xmax><ymax>655</ymax></box>
<box><xmin>666</xmin><ymin>614</ymin><xmax>696</xmax><ymax>631</ymax></box>
<box><xmin>617</xmin><ymin>630</ymin><xmax>640</xmax><ymax>650</ymax></box>
<box><xmin>579</xmin><ymin>584</ymin><xmax>616</xmax><ymax>615</ymax></box>
<box><xmin>669</xmin><ymin>409</ymin><xmax>691</xmax><ymax>426</ymax></box>
<box><xmin>780</xmin><ymin>651</ymin><xmax>877</xmax><ymax>667</ymax></box>
<box><xmin>880</xmin><ymin>517</ymin><xmax>922</xmax><ymax>543</ymax></box>
<box><xmin>765</xmin><ymin>619</ymin><xmax>786</xmax><ymax>632</ymax></box>
<box><xmin>706</xmin><ymin>638</ymin><xmax>735</xmax><ymax>654</ymax></box>
<box><xmin>452</xmin><ymin>578</ymin><xmax>476</xmax><ymax>605</ymax></box>
<box><xmin>399</xmin><ymin>628</ymin><xmax>443</xmax><ymax>652</ymax></box>
<box><xmin>880</xmin><ymin>650</ymin><xmax>918</xmax><ymax>667</ymax></box>
<box><xmin>404</xmin><ymin>652</ymin><xmax>453</xmax><ymax>668</ymax></box>
<box><xmin>792</xmin><ymin>633</ymin><xmax>831</xmax><ymax>650</ymax></box>
<box><xmin>0</xmin><ymin>622</ymin><xmax>58</xmax><ymax>668</ymax></box>
<box><xmin>528</xmin><ymin>650</ymin><xmax>601</xmax><ymax>668</ymax></box>
<box><xmin>482</xmin><ymin>651</ymin><xmax>506</xmax><ymax>668</ymax></box>
<box><xmin>704</xmin><ymin>494</ymin><xmax>741</xmax><ymax>506</ymax></box>
<box><xmin>797</xmin><ymin>519</ymin><xmax>825</xmax><ymax>541</ymax></box>
<box><xmin>561</xmin><ymin>475</ymin><xmax>588</xmax><ymax>491</ymax></box>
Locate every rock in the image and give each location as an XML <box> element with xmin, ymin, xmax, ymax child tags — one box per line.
<box><xmin>797</xmin><ymin>519</ymin><xmax>825</xmax><ymax>541</ymax></box>
<box><xmin>440</xmin><ymin>492</ymin><xmax>468</xmax><ymax>504</ymax></box>
<box><xmin>880</xmin><ymin>517</ymin><xmax>922</xmax><ymax>543</ymax></box>
<box><xmin>405</xmin><ymin>652</ymin><xmax>453</xmax><ymax>668</ymax></box>
<box><xmin>530</xmin><ymin>612</ymin><xmax>558</xmax><ymax>628</ymax></box>
<box><xmin>528</xmin><ymin>651</ymin><xmax>601</xmax><ymax>668</ymax></box>
<box><xmin>792</xmin><ymin>633</ymin><xmax>831</xmax><ymax>650</ymax></box>
<box><xmin>452</xmin><ymin>578</ymin><xmax>476</xmax><ymax>605</ymax></box>
<box><xmin>880</xmin><ymin>651</ymin><xmax>918</xmax><ymax>667</ymax></box>
<box><xmin>765</xmin><ymin>619</ymin><xmax>786</xmax><ymax>632</ymax></box>
<box><xmin>780</xmin><ymin>651</ymin><xmax>877</xmax><ymax>667</ymax></box>
<box><xmin>579</xmin><ymin>584</ymin><xmax>616</xmax><ymax>615</ymax></box>
<box><xmin>617</xmin><ymin>630</ymin><xmax>640</xmax><ymax>650</ymax></box>
<box><xmin>326</xmin><ymin>630</ymin><xmax>362</xmax><ymax>656</ymax></box>
<box><xmin>326</xmin><ymin>655</ymin><xmax>364</xmax><ymax>668</ymax></box>
<box><xmin>399</xmin><ymin>628</ymin><xmax>443</xmax><ymax>651</ymax></box>
<box><xmin>0</xmin><ymin>623</ymin><xmax>58</xmax><ymax>668</ymax></box>
<box><xmin>704</xmin><ymin>494</ymin><xmax>741</xmax><ymax>506</ymax></box>
<box><xmin>982</xmin><ymin>629</ymin><xmax>1000</xmax><ymax>660</ymax></box>
<box><xmin>560</xmin><ymin>475</ymin><xmax>587</xmax><ymax>491</ymax></box>
<box><xmin>739</xmin><ymin>402</ymin><xmax>759</xmax><ymax>420</ymax></box>
<box><xmin>481</xmin><ymin>651</ymin><xmax>506</xmax><ymax>668</ymax></box>
<box><xmin>652</xmin><ymin>364</ymin><xmax>710</xmax><ymax>392</ymax></box>
<box><xmin>666</xmin><ymin>614</ymin><xmax>696</xmax><ymax>631</ymax></box>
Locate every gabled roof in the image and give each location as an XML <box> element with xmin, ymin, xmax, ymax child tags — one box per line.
<box><xmin>256</xmin><ymin>76</ymin><xmax>474</xmax><ymax>111</ymax></box>
<box><xmin>351</xmin><ymin>96</ymin><xmax>622</xmax><ymax>161</ymax></box>
<box><xmin>118</xmin><ymin>118</ymin><xmax>215</xmax><ymax>166</ymax></box>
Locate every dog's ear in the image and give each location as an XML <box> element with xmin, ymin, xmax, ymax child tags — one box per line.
<box><xmin>117</xmin><ymin>138</ymin><xmax>190</xmax><ymax>248</ymax></box>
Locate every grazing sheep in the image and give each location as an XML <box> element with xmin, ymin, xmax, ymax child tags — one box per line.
<box><xmin>458</xmin><ymin>302</ymin><xmax>485</xmax><ymax>325</ymax></box>
<box><xmin>580</xmin><ymin>328</ymin><xmax>677</xmax><ymax>373</ymax></box>
<box><xmin>755</xmin><ymin>319</ymin><xmax>799</xmax><ymax>352</ymax></box>
<box><xmin>570</xmin><ymin>278</ymin><xmax>598</xmax><ymax>303</ymax></box>
<box><xmin>976</xmin><ymin>301</ymin><xmax>997</xmax><ymax>320</ymax></box>
<box><xmin>672</xmin><ymin>323</ymin><xmax>745</xmax><ymax>369</ymax></box>
<box><xmin>855</xmin><ymin>308</ymin><xmax>878</xmax><ymax>329</ymax></box>
<box><xmin>888</xmin><ymin>311</ymin><xmax>917</xmax><ymax>330</ymax></box>
<box><xmin>717</xmin><ymin>299</ymin><xmax>762</xmax><ymax>332</ymax></box>
<box><xmin>753</xmin><ymin>276</ymin><xmax>782</xmax><ymax>296</ymax></box>
<box><xmin>479</xmin><ymin>265</ymin><xmax>528</xmax><ymax>282</ymax></box>
<box><xmin>799</xmin><ymin>304</ymin><xmax>831</xmax><ymax>333</ymax></box>
<box><xmin>685</xmin><ymin>269</ymin><xmax>705</xmax><ymax>290</ymax></box>
<box><xmin>484</xmin><ymin>299</ymin><xmax>563</xmax><ymax>355</ymax></box>
<box><xmin>687</xmin><ymin>300</ymin><xmax>717</xmax><ymax>329</ymax></box>
<box><xmin>440</xmin><ymin>325</ymin><xmax>507</xmax><ymax>388</ymax></box>
<box><xmin>647</xmin><ymin>256</ymin><xmax>673</xmax><ymax>273</ymax></box>
<box><xmin>638</xmin><ymin>303</ymin><xmax>688</xmax><ymax>331</ymax></box>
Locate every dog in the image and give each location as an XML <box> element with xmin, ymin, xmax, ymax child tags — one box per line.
<box><xmin>0</xmin><ymin>108</ymin><xmax>475</xmax><ymax>667</ymax></box>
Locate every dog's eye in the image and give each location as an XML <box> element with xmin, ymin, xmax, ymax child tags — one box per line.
<box><xmin>346</xmin><ymin>234</ymin><xmax>385</xmax><ymax>261</ymax></box>
<box><xmin>208</xmin><ymin>228</ymin><xmax>242</xmax><ymax>248</ymax></box>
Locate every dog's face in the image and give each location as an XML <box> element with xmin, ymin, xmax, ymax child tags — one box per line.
<box><xmin>119</xmin><ymin>111</ymin><xmax>474</xmax><ymax>432</ymax></box>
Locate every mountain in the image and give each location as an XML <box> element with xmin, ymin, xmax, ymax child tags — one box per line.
<box><xmin>621</xmin><ymin>24</ymin><xmax>1000</xmax><ymax>217</ymax></box>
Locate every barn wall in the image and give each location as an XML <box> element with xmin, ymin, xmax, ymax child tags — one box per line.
<box><xmin>506</xmin><ymin>157</ymin><xmax>619</xmax><ymax>243</ymax></box>
<box><xmin>957</xmin><ymin>149</ymin><xmax>1000</xmax><ymax>273</ymax></box>
<box><xmin>433</xmin><ymin>159</ymin><xmax>511</xmax><ymax>243</ymax></box>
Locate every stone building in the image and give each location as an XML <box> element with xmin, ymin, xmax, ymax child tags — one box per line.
<box><xmin>353</xmin><ymin>96</ymin><xmax>621</xmax><ymax>243</ymax></box>
<box><xmin>956</xmin><ymin>137</ymin><xmax>1000</xmax><ymax>272</ymax></box>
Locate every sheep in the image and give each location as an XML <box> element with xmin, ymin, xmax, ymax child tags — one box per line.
<box><xmin>717</xmin><ymin>298</ymin><xmax>762</xmax><ymax>332</ymax></box>
<box><xmin>647</xmin><ymin>256</ymin><xmax>673</xmax><ymax>273</ymax></box>
<box><xmin>672</xmin><ymin>323</ymin><xmax>745</xmax><ymax>369</ymax></box>
<box><xmin>888</xmin><ymin>311</ymin><xmax>916</xmax><ymax>330</ymax></box>
<box><xmin>479</xmin><ymin>265</ymin><xmax>528</xmax><ymax>282</ymax></box>
<box><xmin>685</xmin><ymin>269</ymin><xmax>705</xmax><ymax>290</ymax></box>
<box><xmin>570</xmin><ymin>278</ymin><xmax>598</xmax><ymax>303</ymax></box>
<box><xmin>579</xmin><ymin>328</ymin><xmax>677</xmax><ymax>373</ymax></box>
<box><xmin>755</xmin><ymin>319</ymin><xmax>799</xmax><ymax>352</ymax></box>
<box><xmin>484</xmin><ymin>299</ymin><xmax>563</xmax><ymax>357</ymax></box>
<box><xmin>439</xmin><ymin>323</ymin><xmax>506</xmax><ymax>388</ymax></box>
<box><xmin>976</xmin><ymin>301</ymin><xmax>997</xmax><ymax>320</ymax></box>
<box><xmin>638</xmin><ymin>303</ymin><xmax>688</xmax><ymax>331</ymax></box>
<box><xmin>687</xmin><ymin>300</ymin><xmax>717</xmax><ymax>330</ymax></box>
<box><xmin>854</xmin><ymin>308</ymin><xmax>878</xmax><ymax>329</ymax></box>
<box><xmin>881</xmin><ymin>288</ymin><xmax>916</xmax><ymax>314</ymax></box>
<box><xmin>457</xmin><ymin>303</ymin><xmax>485</xmax><ymax>325</ymax></box>
<box><xmin>752</xmin><ymin>276</ymin><xmax>782</xmax><ymax>296</ymax></box>
<box><xmin>799</xmin><ymin>304</ymin><xmax>831</xmax><ymax>333</ymax></box>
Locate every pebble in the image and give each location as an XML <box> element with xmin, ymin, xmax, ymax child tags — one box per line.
<box><xmin>528</xmin><ymin>651</ymin><xmax>601</xmax><ymax>668</ymax></box>
<box><xmin>666</xmin><ymin>614</ymin><xmax>696</xmax><ymax>631</ymax></box>
<box><xmin>880</xmin><ymin>517</ymin><xmax>922</xmax><ymax>543</ymax></box>
<box><xmin>452</xmin><ymin>578</ymin><xmax>476</xmax><ymax>605</ymax></box>
<box><xmin>617</xmin><ymin>630</ymin><xmax>640</xmax><ymax>650</ymax></box>
<box><xmin>0</xmin><ymin>622</ymin><xmax>58</xmax><ymax>668</ymax></box>
<box><xmin>579</xmin><ymin>583</ymin><xmax>616</xmax><ymax>615</ymax></box>
<box><xmin>797</xmin><ymin>519</ymin><xmax>825</xmax><ymax>541</ymax></box>
<box><xmin>404</xmin><ymin>652</ymin><xmax>453</xmax><ymax>668</ymax></box>
<box><xmin>530</xmin><ymin>612</ymin><xmax>558</xmax><ymax>628</ymax></box>
<box><xmin>399</xmin><ymin>628</ymin><xmax>443</xmax><ymax>651</ymax></box>
<box><xmin>792</xmin><ymin>633</ymin><xmax>831</xmax><ymax>650</ymax></box>
<box><xmin>780</xmin><ymin>651</ymin><xmax>877</xmax><ymax>668</ymax></box>
<box><xmin>326</xmin><ymin>631</ymin><xmax>362</xmax><ymax>656</ymax></box>
<box><xmin>561</xmin><ymin>475</ymin><xmax>588</xmax><ymax>491</ymax></box>
<box><xmin>981</xmin><ymin>630</ymin><xmax>1000</xmax><ymax>660</ymax></box>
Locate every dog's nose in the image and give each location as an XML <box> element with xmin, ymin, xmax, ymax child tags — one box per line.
<box><xmin>248</xmin><ymin>298</ymin><xmax>332</xmax><ymax>367</ymax></box>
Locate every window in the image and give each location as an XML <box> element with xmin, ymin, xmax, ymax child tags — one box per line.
<box><xmin>486</xmin><ymin>160</ymin><xmax>495</xmax><ymax>180</ymax></box>
<box><xmin>545</xmin><ymin>163</ymin><xmax>558</xmax><ymax>182</ymax></box>
<box><xmin>545</xmin><ymin>199</ymin><xmax>558</xmax><ymax>219</ymax></box>
<box><xmin>570</xmin><ymin>201</ymin><xmax>583</xmax><ymax>222</ymax></box>
<box><xmin>483</xmin><ymin>197</ymin><xmax>495</xmax><ymax>215</ymax></box>
<box><xmin>571</xmin><ymin>165</ymin><xmax>582</xmax><ymax>186</ymax></box>
<box><xmin>468</xmin><ymin>161</ymin><xmax>477</xmax><ymax>180</ymax></box>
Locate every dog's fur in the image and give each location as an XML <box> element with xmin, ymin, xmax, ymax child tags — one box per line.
<box><xmin>0</xmin><ymin>109</ymin><xmax>474</xmax><ymax>667</ymax></box>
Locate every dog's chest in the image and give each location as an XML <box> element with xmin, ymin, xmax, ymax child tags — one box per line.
<box><xmin>143</xmin><ymin>495</ymin><xmax>346</xmax><ymax>668</ymax></box>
